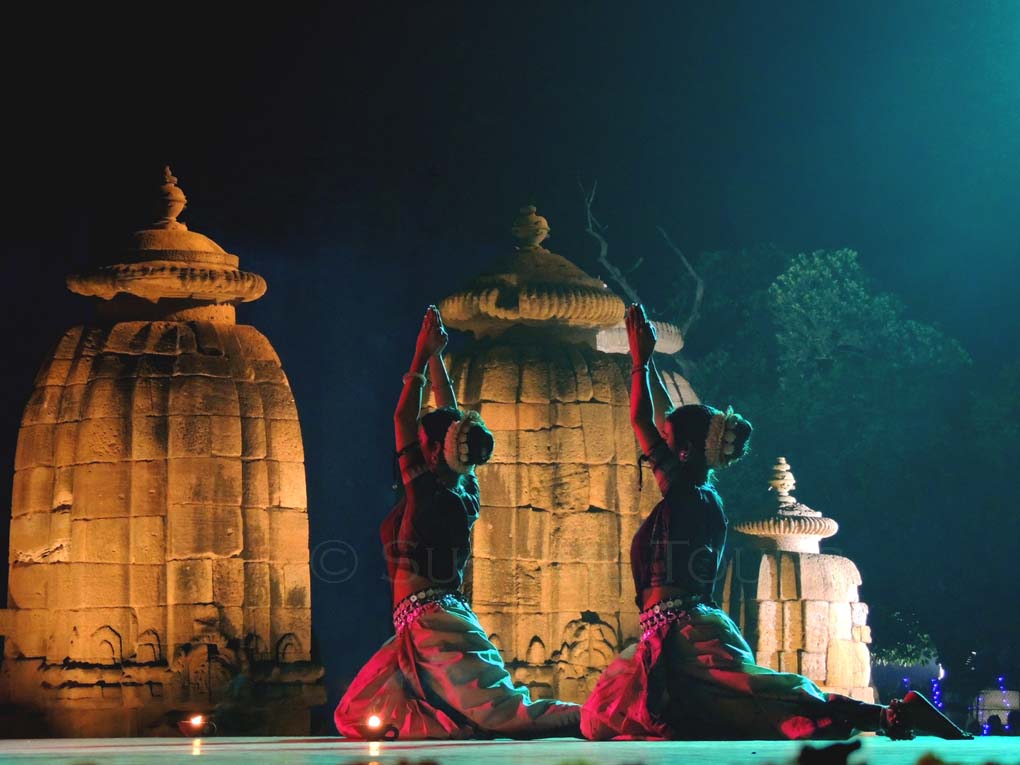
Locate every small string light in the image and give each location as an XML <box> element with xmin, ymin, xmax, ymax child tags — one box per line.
<box><xmin>998</xmin><ymin>675</ymin><xmax>1011</xmax><ymax>733</ymax></box>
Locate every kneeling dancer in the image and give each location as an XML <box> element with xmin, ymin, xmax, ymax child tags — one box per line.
<box><xmin>581</xmin><ymin>304</ymin><xmax>970</xmax><ymax>742</ymax></box>
<box><xmin>335</xmin><ymin>306</ymin><xmax>580</xmax><ymax>739</ymax></box>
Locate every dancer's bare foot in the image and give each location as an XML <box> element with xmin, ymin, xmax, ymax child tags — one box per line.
<box><xmin>886</xmin><ymin>691</ymin><xmax>973</xmax><ymax>740</ymax></box>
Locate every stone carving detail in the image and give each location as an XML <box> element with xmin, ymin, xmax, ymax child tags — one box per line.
<box><xmin>555</xmin><ymin>617</ymin><xmax>619</xmax><ymax>672</ymax></box>
<box><xmin>275</xmin><ymin>633</ymin><xmax>304</xmax><ymax>664</ymax></box>
<box><xmin>0</xmin><ymin>170</ymin><xmax>323</xmax><ymax>736</ymax></box>
<box><xmin>136</xmin><ymin>629</ymin><xmax>163</xmax><ymax>664</ymax></box>
<box><xmin>723</xmin><ymin>457</ymin><xmax>875</xmax><ymax>703</ymax></box>
<box><xmin>438</xmin><ymin>207</ymin><xmax>698</xmax><ymax>703</ymax></box>
<box><xmin>88</xmin><ymin>626</ymin><xmax>124</xmax><ymax>665</ymax></box>
<box><xmin>526</xmin><ymin>636</ymin><xmax>547</xmax><ymax>665</ymax></box>
<box><xmin>550</xmin><ymin>616</ymin><xmax>619</xmax><ymax>702</ymax></box>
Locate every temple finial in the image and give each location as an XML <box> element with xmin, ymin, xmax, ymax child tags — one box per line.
<box><xmin>511</xmin><ymin>204</ymin><xmax>550</xmax><ymax>248</ymax></box>
<box><xmin>769</xmin><ymin>457</ymin><xmax>797</xmax><ymax>508</ymax></box>
<box><xmin>155</xmin><ymin>166</ymin><xmax>188</xmax><ymax>230</ymax></box>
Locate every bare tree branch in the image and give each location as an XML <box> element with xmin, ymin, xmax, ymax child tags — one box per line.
<box><xmin>657</xmin><ymin>225</ymin><xmax>704</xmax><ymax>338</ymax></box>
<box><xmin>579</xmin><ymin>179</ymin><xmax>643</xmax><ymax>305</ymax></box>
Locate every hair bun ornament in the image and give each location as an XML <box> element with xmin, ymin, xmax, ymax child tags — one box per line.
<box><xmin>705</xmin><ymin>405</ymin><xmax>741</xmax><ymax>468</ymax></box>
<box><xmin>443</xmin><ymin>410</ymin><xmax>488</xmax><ymax>475</ymax></box>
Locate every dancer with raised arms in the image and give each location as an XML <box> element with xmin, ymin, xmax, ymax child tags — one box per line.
<box><xmin>335</xmin><ymin>305</ymin><xmax>580</xmax><ymax>740</ymax></box>
<box><xmin>580</xmin><ymin>304</ymin><xmax>970</xmax><ymax>742</ymax></box>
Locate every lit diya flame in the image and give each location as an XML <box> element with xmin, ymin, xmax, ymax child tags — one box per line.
<box><xmin>189</xmin><ymin>714</ymin><xmax>205</xmax><ymax>727</ymax></box>
<box><xmin>366</xmin><ymin>714</ymin><xmax>382</xmax><ymax>729</ymax></box>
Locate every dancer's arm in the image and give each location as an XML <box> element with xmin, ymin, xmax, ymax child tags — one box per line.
<box><xmin>649</xmin><ymin>357</ymin><xmax>674</xmax><ymax>432</ymax></box>
<box><xmin>627</xmin><ymin>304</ymin><xmax>660</xmax><ymax>457</ymax></box>
<box><xmin>394</xmin><ymin>306</ymin><xmax>447</xmax><ymax>458</ymax></box>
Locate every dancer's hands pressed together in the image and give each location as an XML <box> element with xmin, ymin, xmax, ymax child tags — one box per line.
<box><xmin>626</xmin><ymin>304</ymin><xmax>660</xmax><ymax>456</ymax></box>
<box><xmin>425</xmin><ymin>307</ymin><xmax>458</xmax><ymax>410</ymax></box>
<box><xmin>415</xmin><ymin>305</ymin><xmax>448</xmax><ymax>362</ymax></box>
<box><xmin>626</xmin><ymin>304</ymin><xmax>657</xmax><ymax>366</ymax></box>
<box><xmin>397</xmin><ymin>305</ymin><xmax>449</xmax><ymax>452</ymax></box>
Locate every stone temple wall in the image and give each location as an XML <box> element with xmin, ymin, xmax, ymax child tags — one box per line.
<box><xmin>2</xmin><ymin>321</ymin><xmax>321</xmax><ymax>734</ymax></box>
<box><xmin>444</xmin><ymin>340</ymin><xmax>697</xmax><ymax>702</ymax></box>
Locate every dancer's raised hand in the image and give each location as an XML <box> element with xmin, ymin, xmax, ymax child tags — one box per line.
<box><xmin>416</xmin><ymin>305</ymin><xmax>449</xmax><ymax>358</ymax></box>
<box><xmin>626</xmin><ymin>304</ymin><xmax>657</xmax><ymax>366</ymax></box>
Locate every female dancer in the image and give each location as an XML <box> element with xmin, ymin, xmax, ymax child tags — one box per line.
<box><xmin>335</xmin><ymin>306</ymin><xmax>580</xmax><ymax>740</ymax></box>
<box><xmin>581</xmin><ymin>304</ymin><xmax>970</xmax><ymax>741</ymax></box>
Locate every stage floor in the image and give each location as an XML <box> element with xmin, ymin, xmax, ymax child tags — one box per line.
<box><xmin>0</xmin><ymin>736</ymin><xmax>1016</xmax><ymax>764</ymax></box>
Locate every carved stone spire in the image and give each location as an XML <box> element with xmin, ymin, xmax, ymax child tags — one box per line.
<box><xmin>66</xmin><ymin>168</ymin><xmax>266</xmax><ymax>316</ymax></box>
<box><xmin>734</xmin><ymin>457</ymin><xmax>839</xmax><ymax>553</ymax></box>
<box><xmin>154</xmin><ymin>166</ymin><xmax>188</xmax><ymax>230</ymax></box>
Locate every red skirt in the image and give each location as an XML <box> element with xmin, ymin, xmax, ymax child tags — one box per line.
<box><xmin>581</xmin><ymin>603</ymin><xmax>860</xmax><ymax>741</ymax></box>
<box><xmin>335</xmin><ymin>594</ymin><xmax>579</xmax><ymax>739</ymax></box>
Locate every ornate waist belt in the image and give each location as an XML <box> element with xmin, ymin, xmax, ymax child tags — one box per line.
<box><xmin>638</xmin><ymin>593</ymin><xmax>705</xmax><ymax>641</ymax></box>
<box><xmin>392</xmin><ymin>587</ymin><xmax>467</xmax><ymax>633</ymax></box>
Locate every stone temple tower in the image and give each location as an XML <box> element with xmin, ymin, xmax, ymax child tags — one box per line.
<box><xmin>438</xmin><ymin>205</ymin><xmax>696</xmax><ymax>703</ymax></box>
<box><xmin>0</xmin><ymin>169</ymin><xmax>323</xmax><ymax>736</ymax></box>
<box><xmin>721</xmin><ymin>458</ymin><xmax>875</xmax><ymax>703</ymax></box>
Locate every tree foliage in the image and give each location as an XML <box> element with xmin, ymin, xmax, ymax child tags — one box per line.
<box><xmin>666</xmin><ymin>247</ymin><xmax>1003</xmax><ymax>665</ymax></box>
<box><xmin>684</xmin><ymin>248</ymin><xmax>972</xmax><ymax>524</ymax></box>
<box><xmin>870</xmin><ymin>610</ymin><xmax>940</xmax><ymax>667</ymax></box>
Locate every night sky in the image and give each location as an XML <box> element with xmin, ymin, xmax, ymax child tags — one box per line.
<box><xmin>4</xmin><ymin>2</ymin><xmax>1019</xmax><ymax>723</ymax></box>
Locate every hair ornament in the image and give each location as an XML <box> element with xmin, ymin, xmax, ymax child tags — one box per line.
<box><xmin>443</xmin><ymin>409</ymin><xmax>487</xmax><ymax>475</ymax></box>
<box><xmin>705</xmin><ymin>405</ymin><xmax>741</xmax><ymax>468</ymax></box>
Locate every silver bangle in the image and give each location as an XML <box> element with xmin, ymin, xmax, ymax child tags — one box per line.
<box><xmin>402</xmin><ymin>372</ymin><xmax>427</xmax><ymax>385</ymax></box>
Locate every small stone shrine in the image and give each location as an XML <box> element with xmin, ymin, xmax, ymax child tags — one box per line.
<box><xmin>721</xmin><ymin>458</ymin><xmax>875</xmax><ymax>702</ymax></box>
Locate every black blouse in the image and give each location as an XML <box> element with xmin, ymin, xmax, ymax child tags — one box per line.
<box><xmin>381</xmin><ymin>445</ymin><xmax>480</xmax><ymax>590</ymax></box>
<box><xmin>630</xmin><ymin>439</ymin><xmax>728</xmax><ymax>605</ymax></box>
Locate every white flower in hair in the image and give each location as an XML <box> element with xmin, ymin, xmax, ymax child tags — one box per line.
<box><xmin>443</xmin><ymin>410</ymin><xmax>487</xmax><ymax>475</ymax></box>
<box><xmin>706</xmin><ymin>406</ymin><xmax>741</xmax><ymax>467</ymax></box>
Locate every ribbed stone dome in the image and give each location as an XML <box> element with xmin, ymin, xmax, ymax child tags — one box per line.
<box><xmin>440</xmin><ymin>206</ymin><xmax>626</xmax><ymax>338</ymax></box>
<box><xmin>67</xmin><ymin>168</ymin><xmax>266</xmax><ymax>306</ymax></box>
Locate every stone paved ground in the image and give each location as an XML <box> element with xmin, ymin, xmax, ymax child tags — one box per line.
<box><xmin>0</xmin><ymin>736</ymin><xmax>1016</xmax><ymax>765</ymax></box>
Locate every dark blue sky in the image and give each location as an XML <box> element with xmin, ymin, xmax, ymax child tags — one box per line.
<box><xmin>8</xmin><ymin>2</ymin><xmax>1019</xmax><ymax>355</ymax></box>
<box><xmin>3</xmin><ymin>1</ymin><xmax>1019</xmax><ymax>718</ymax></box>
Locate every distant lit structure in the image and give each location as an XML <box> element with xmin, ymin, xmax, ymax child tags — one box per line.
<box><xmin>722</xmin><ymin>458</ymin><xmax>876</xmax><ymax>702</ymax></box>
